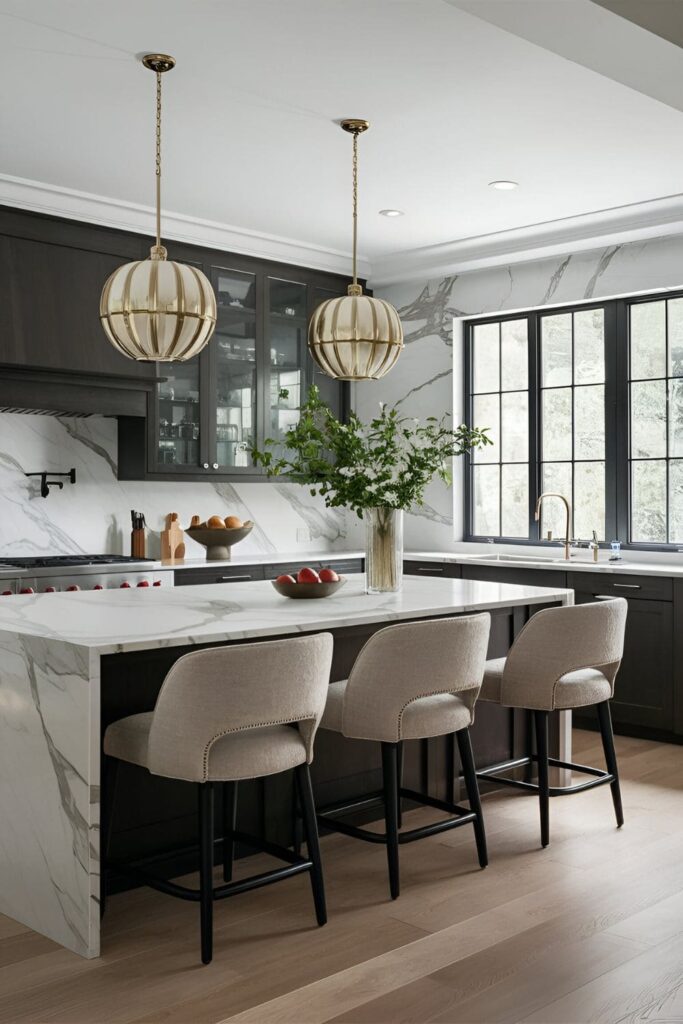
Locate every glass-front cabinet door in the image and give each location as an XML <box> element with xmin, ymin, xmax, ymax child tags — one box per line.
<box><xmin>155</xmin><ymin>359</ymin><xmax>203</xmax><ymax>470</ymax></box>
<box><xmin>267</xmin><ymin>278</ymin><xmax>308</xmax><ymax>455</ymax></box>
<box><xmin>210</xmin><ymin>267</ymin><xmax>258</xmax><ymax>472</ymax></box>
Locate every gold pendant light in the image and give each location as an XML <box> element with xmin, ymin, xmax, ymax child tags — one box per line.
<box><xmin>308</xmin><ymin>120</ymin><xmax>403</xmax><ymax>381</ymax></box>
<box><xmin>100</xmin><ymin>55</ymin><xmax>217</xmax><ymax>362</ymax></box>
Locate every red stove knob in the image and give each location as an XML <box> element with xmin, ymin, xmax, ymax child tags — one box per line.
<box><xmin>66</xmin><ymin>585</ymin><xmax>80</xmax><ymax>592</ymax></box>
<box><xmin>20</xmin><ymin>587</ymin><xmax>35</xmax><ymax>595</ymax></box>
<box><xmin>153</xmin><ymin>580</ymin><xmax>162</xmax><ymax>587</ymax></box>
<box><xmin>93</xmin><ymin>584</ymin><xmax>104</xmax><ymax>590</ymax></box>
<box><xmin>137</xmin><ymin>580</ymin><xmax>150</xmax><ymax>588</ymax></box>
<box><xmin>120</xmin><ymin>582</ymin><xmax>131</xmax><ymax>588</ymax></box>
<box><xmin>43</xmin><ymin>586</ymin><xmax>57</xmax><ymax>593</ymax></box>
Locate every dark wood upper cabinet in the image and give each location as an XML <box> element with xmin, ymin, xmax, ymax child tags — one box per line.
<box><xmin>0</xmin><ymin>206</ymin><xmax>351</xmax><ymax>480</ymax></box>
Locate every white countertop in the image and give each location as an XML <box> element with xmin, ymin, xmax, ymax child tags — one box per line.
<box><xmin>0</xmin><ymin>575</ymin><xmax>572</xmax><ymax>654</ymax></box>
<box><xmin>404</xmin><ymin>550</ymin><xmax>683</xmax><ymax>578</ymax></box>
<box><xmin>165</xmin><ymin>550</ymin><xmax>364</xmax><ymax>571</ymax></box>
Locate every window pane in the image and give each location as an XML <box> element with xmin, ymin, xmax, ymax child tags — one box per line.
<box><xmin>473</xmin><ymin>465</ymin><xmax>500</xmax><ymax>535</ymax></box>
<box><xmin>631</xmin><ymin>460</ymin><xmax>667</xmax><ymax>542</ymax></box>
<box><xmin>631</xmin><ymin>380</ymin><xmax>666</xmax><ymax>458</ymax></box>
<box><xmin>541</xmin><ymin>314</ymin><xmax>572</xmax><ymax>387</ymax></box>
<box><xmin>670</xmin><ymin>379</ymin><xmax>683</xmax><ymax>458</ymax></box>
<box><xmin>472</xmin><ymin>394</ymin><xmax>499</xmax><ymax>463</ymax></box>
<box><xmin>540</xmin><ymin>463</ymin><xmax>572</xmax><ymax>539</ymax></box>
<box><xmin>574</xmin><ymin>385</ymin><xmax>605</xmax><ymax>460</ymax></box>
<box><xmin>501</xmin><ymin>319</ymin><xmax>528</xmax><ymax>391</ymax></box>
<box><xmin>501</xmin><ymin>392</ymin><xmax>528</xmax><ymax>462</ymax></box>
<box><xmin>631</xmin><ymin>301</ymin><xmax>665</xmax><ymax>380</ymax></box>
<box><xmin>542</xmin><ymin>388</ymin><xmax>572</xmax><ymax>461</ymax></box>
<box><xmin>669</xmin><ymin>460</ymin><xmax>683</xmax><ymax>543</ymax></box>
<box><xmin>574</xmin><ymin>308</ymin><xmax>604</xmax><ymax>385</ymax></box>
<box><xmin>669</xmin><ymin>298</ymin><xmax>683</xmax><ymax>377</ymax></box>
<box><xmin>574</xmin><ymin>462</ymin><xmax>605</xmax><ymax>540</ymax></box>
<box><xmin>472</xmin><ymin>323</ymin><xmax>499</xmax><ymax>393</ymax></box>
<box><xmin>501</xmin><ymin>464</ymin><xmax>528</xmax><ymax>537</ymax></box>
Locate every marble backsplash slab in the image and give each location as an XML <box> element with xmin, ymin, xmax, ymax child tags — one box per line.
<box><xmin>0</xmin><ymin>413</ymin><xmax>348</xmax><ymax>558</ymax></box>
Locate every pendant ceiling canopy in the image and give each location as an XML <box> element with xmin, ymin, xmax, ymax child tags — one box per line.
<box><xmin>99</xmin><ymin>54</ymin><xmax>217</xmax><ymax>362</ymax></box>
<box><xmin>307</xmin><ymin>119</ymin><xmax>403</xmax><ymax>382</ymax></box>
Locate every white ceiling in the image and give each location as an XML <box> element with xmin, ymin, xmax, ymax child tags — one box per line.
<box><xmin>2</xmin><ymin>0</ymin><xmax>683</xmax><ymax>283</ymax></box>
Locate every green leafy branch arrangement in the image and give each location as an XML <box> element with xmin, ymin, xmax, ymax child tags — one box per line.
<box><xmin>251</xmin><ymin>386</ymin><xmax>492</xmax><ymax>519</ymax></box>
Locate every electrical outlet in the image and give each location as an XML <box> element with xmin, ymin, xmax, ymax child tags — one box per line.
<box><xmin>296</xmin><ymin>527</ymin><xmax>310</xmax><ymax>543</ymax></box>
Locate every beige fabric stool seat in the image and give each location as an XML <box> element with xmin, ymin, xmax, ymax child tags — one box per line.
<box><xmin>317</xmin><ymin>614</ymin><xmax>491</xmax><ymax>900</ymax></box>
<box><xmin>476</xmin><ymin>599</ymin><xmax>627</xmax><ymax>848</ymax></box>
<box><xmin>105</xmin><ymin>713</ymin><xmax>308</xmax><ymax>781</ymax></box>
<box><xmin>102</xmin><ymin>633</ymin><xmax>333</xmax><ymax>965</ymax></box>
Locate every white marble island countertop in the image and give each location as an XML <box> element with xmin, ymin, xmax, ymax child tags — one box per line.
<box><xmin>0</xmin><ymin>575</ymin><xmax>573</xmax><ymax>655</ymax></box>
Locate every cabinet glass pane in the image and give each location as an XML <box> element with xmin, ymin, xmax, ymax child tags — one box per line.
<box><xmin>157</xmin><ymin>361</ymin><xmax>201</xmax><ymax>467</ymax></box>
<box><xmin>269</xmin><ymin>279</ymin><xmax>307</xmax><ymax>446</ymax></box>
<box><xmin>472</xmin><ymin>323</ymin><xmax>499</xmax><ymax>394</ymax></box>
<box><xmin>631</xmin><ymin>301</ymin><xmax>665</xmax><ymax>380</ymax></box>
<box><xmin>215</xmin><ymin>269</ymin><xmax>257</xmax><ymax>468</ymax></box>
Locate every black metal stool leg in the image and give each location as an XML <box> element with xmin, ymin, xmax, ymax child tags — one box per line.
<box><xmin>295</xmin><ymin>763</ymin><xmax>327</xmax><ymax>926</ymax></box>
<box><xmin>446</xmin><ymin>732</ymin><xmax>456</xmax><ymax>806</ymax></box>
<box><xmin>222</xmin><ymin>782</ymin><xmax>237</xmax><ymax>882</ymax></box>
<box><xmin>198</xmin><ymin>782</ymin><xmax>215</xmax><ymax>965</ymax></box>
<box><xmin>382</xmin><ymin>742</ymin><xmax>400</xmax><ymax>900</ymax></box>
<box><xmin>597</xmin><ymin>701</ymin><xmax>624</xmax><ymax>828</ymax></box>
<box><xmin>100</xmin><ymin>754</ymin><xmax>119</xmax><ymax>918</ymax></box>
<box><xmin>534</xmin><ymin>711</ymin><xmax>550</xmax><ymax>848</ymax></box>
<box><xmin>397</xmin><ymin>741</ymin><xmax>404</xmax><ymax>829</ymax></box>
<box><xmin>456</xmin><ymin>728</ymin><xmax>488</xmax><ymax>868</ymax></box>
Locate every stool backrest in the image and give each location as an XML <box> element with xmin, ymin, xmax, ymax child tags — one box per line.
<box><xmin>147</xmin><ymin>632</ymin><xmax>334</xmax><ymax>782</ymax></box>
<box><xmin>341</xmin><ymin>614</ymin><xmax>491</xmax><ymax>742</ymax></box>
<box><xmin>502</xmin><ymin>598</ymin><xmax>627</xmax><ymax>710</ymax></box>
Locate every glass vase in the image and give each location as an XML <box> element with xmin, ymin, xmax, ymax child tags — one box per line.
<box><xmin>364</xmin><ymin>507</ymin><xmax>403</xmax><ymax>593</ymax></box>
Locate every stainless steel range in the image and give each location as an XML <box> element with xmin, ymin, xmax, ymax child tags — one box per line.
<box><xmin>0</xmin><ymin>555</ymin><xmax>174</xmax><ymax>595</ymax></box>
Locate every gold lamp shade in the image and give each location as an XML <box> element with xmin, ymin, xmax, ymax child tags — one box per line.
<box><xmin>308</xmin><ymin>285</ymin><xmax>403</xmax><ymax>380</ymax></box>
<box><xmin>100</xmin><ymin>247</ymin><xmax>217</xmax><ymax>361</ymax></box>
<box><xmin>100</xmin><ymin>54</ymin><xmax>217</xmax><ymax>362</ymax></box>
<box><xmin>308</xmin><ymin>118</ymin><xmax>403</xmax><ymax>381</ymax></box>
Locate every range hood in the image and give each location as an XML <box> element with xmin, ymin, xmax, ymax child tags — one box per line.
<box><xmin>0</xmin><ymin>364</ymin><xmax>162</xmax><ymax>418</ymax></box>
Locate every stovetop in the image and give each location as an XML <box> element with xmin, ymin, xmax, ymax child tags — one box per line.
<box><xmin>0</xmin><ymin>555</ymin><xmax>155</xmax><ymax>570</ymax></box>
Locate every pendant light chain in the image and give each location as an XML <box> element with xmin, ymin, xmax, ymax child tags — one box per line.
<box><xmin>155</xmin><ymin>69</ymin><xmax>162</xmax><ymax>252</ymax></box>
<box><xmin>351</xmin><ymin>130</ymin><xmax>358</xmax><ymax>287</ymax></box>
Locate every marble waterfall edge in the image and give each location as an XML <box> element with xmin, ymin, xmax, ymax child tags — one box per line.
<box><xmin>0</xmin><ymin>631</ymin><xmax>99</xmax><ymax>957</ymax></box>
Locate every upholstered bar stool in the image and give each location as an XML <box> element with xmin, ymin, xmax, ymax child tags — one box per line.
<box><xmin>102</xmin><ymin>633</ymin><xmax>333</xmax><ymax>964</ymax></box>
<box><xmin>318</xmin><ymin>614</ymin><xmax>491</xmax><ymax>899</ymax></box>
<box><xmin>476</xmin><ymin>599</ymin><xmax>627</xmax><ymax>848</ymax></box>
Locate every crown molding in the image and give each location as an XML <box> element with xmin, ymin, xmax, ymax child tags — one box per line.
<box><xmin>369</xmin><ymin>193</ymin><xmax>683</xmax><ymax>287</ymax></box>
<box><xmin>0</xmin><ymin>173</ymin><xmax>368</xmax><ymax>279</ymax></box>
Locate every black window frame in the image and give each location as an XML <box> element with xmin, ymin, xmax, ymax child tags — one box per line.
<box><xmin>464</xmin><ymin>288</ymin><xmax>683</xmax><ymax>552</ymax></box>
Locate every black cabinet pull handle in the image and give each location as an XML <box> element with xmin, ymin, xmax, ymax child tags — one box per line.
<box><xmin>612</xmin><ymin>583</ymin><xmax>641</xmax><ymax>590</ymax></box>
<box><xmin>418</xmin><ymin>566</ymin><xmax>443</xmax><ymax>573</ymax></box>
<box><xmin>217</xmin><ymin>575</ymin><xmax>253</xmax><ymax>582</ymax></box>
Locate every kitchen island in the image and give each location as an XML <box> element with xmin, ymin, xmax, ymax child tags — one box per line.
<box><xmin>0</xmin><ymin>575</ymin><xmax>572</xmax><ymax>958</ymax></box>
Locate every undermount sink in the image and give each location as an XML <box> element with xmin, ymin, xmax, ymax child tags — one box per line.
<box><xmin>472</xmin><ymin>553</ymin><xmax>573</xmax><ymax>565</ymax></box>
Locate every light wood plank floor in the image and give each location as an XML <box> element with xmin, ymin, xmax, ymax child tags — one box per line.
<box><xmin>1</xmin><ymin>730</ymin><xmax>682</xmax><ymax>1024</ymax></box>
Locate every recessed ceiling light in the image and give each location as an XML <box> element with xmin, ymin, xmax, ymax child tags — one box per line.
<box><xmin>489</xmin><ymin>180</ymin><xmax>518</xmax><ymax>191</ymax></box>
<box><xmin>379</xmin><ymin>208</ymin><xmax>404</xmax><ymax>217</ymax></box>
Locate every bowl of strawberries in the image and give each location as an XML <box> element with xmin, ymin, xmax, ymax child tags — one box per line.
<box><xmin>271</xmin><ymin>566</ymin><xmax>346</xmax><ymax>599</ymax></box>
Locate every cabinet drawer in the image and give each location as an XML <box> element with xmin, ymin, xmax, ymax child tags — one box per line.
<box><xmin>263</xmin><ymin>559</ymin><xmax>363</xmax><ymax>579</ymax></box>
<box><xmin>174</xmin><ymin>565</ymin><xmax>264</xmax><ymax>586</ymax></box>
<box><xmin>567</xmin><ymin>572</ymin><xmax>672</xmax><ymax>602</ymax></box>
<box><xmin>404</xmin><ymin>560</ymin><xmax>460</xmax><ymax>578</ymax></box>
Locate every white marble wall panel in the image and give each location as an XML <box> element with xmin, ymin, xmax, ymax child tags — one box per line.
<box><xmin>0</xmin><ymin>631</ymin><xmax>98</xmax><ymax>956</ymax></box>
<box><xmin>0</xmin><ymin>414</ymin><xmax>348</xmax><ymax>557</ymax></box>
<box><xmin>354</xmin><ymin>232</ymin><xmax>683</xmax><ymax>550</ymax></box>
